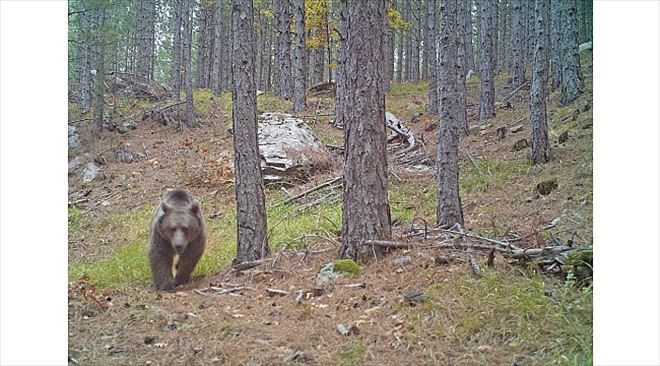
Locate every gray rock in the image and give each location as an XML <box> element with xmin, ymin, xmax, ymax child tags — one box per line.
<box><xmin>82</xmin><ymin>162</ymin><xmax>100</xmax><ymax>183</ymax></box>
<box><xmin>68</xmin><ymin>156</ymin><xmax>82</xmax><ymax>173</ymax></box>
<box><xmin>315</xmin><ymin>262</ymin><xmax>343</xmax><ymax>286</ymax></box>
<box><xmin>336</xmin><ymin>324</ymin><xmax>350</xmax><ymax>336</ymax></box>
<box><xmin>68</xmin><ymin>126</ymin><xmax>81</xmax><ymax>150</ymax></box>
<box><xmin>123</xmin><ymin>119</ymin><xmax>138</xmax><ymax>131</ymax></box>
<box><xmin>393</xmin><ymin>256</ymin><xmax>412</xmax><ymax>267</ymax></box>
<box><xmin>257</xmin><ymin>112</ymin><xmax>327</xmax><ymax>182</ymax></box>
<box><xmin>510</xmin><ymin>124</ymin><xmax>524</xmax><ymax>133</ymax></box>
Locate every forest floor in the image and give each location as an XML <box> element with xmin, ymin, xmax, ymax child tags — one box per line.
<box><xmin>67</xmin><ymin>52</ymin><xmax>593</xmax><ymax>366</ymax></box>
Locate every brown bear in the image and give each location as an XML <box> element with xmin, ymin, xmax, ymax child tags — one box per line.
<box><xmin>148</xmin><ymin>189</ymin><xmax>206</xmax><ymax>292</ymax></box>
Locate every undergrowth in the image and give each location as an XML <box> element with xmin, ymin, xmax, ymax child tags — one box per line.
<box><xmin>68</xmin><ymin>194</ymin><xmax>343</xmax><ymax>288</ymax></box>
<box><xmin>402</xmin><ymin>270</ymin><xmax>592</xmax><ymax>365</ymax></box>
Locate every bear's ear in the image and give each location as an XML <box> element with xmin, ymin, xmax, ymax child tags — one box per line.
<box><xmin>161</xmin><ymin>202</ymin><xmax>172</xmax><ymax>214</ymax></box>
<box><xmin>191</xmin><ymin>200</ymin><xmax>201</xmax><ymax>215</ymax></box>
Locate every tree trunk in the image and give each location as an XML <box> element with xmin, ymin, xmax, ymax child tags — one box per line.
<box><xmin>196</xmin><ymin>2</ymin><xmax>208</xmax><ymax>88</ymax></box>
<box><xmin>427</xmin><ymin>0</ymin><xmax>438</xmax><ymax>115</ymax></box>
<box><xmin>436</xmin><ymin>0</ymin><xmax>465</xmax><ymax>228</ymax></box>
<box><xmin>509</xmin><ymin>0</ymin><xmax>526</xmax><ymax>87</ymax></box>
<box><xmin>338</xmin><ymin>0</ymin><xmax>392</xmax><ymax>261</ymax></box>
<box><xmin>477</xmin><ymin>0</ymin><xmax>495</xmax><ymax>120</ymax></box>
<box><xmin>92</xmin><ymin>5</ymin><xmax>107</xmax><ymax>137</ymax></box>
<box><xmin>292</xmin><ymin>0</ymin><xmax>307</xmax><ymax>112</ymax></box>
<box><xmin>529</xmin><ymin>0</ymin><xmax>549</xmax><ymax>165</ymax></box>
<box><xmin>78</xmin><ymin>2</ymin><xmax>92</xmax><ymax>109</ymax></box>
<box><xmin>182</xmin><ymin>0</ymin><xmax>195</xmax><ymax>127</ymax></box>
<box><xmin>171</xmin><ymin>0</ymin><xmax>183</xmax><ymax>101</ymax></box>
<box><xmin>465</xmin><ymin>0</ymin><xmax>475</xmax><ymax>73</ymax></box>
<box><xmin>274</xmin><ymin>0</ymin><xmax>292</xmax><ymax>99</ymax></box>
<box><xmin>410</xmin><ymin>0</ymin><xmax>420</xmax><ymax>83</ymax></box>
<box><xmin>490</xmin><ymin>0</ymin><xmax>498</xmax><ymax>72</ymax></box>
<box><xmin>231</xmin><ymin>0</ymin><xmax>269</xmax><ymax>263</ymax></box>
<box><xmin>498</xmin><ymin>0</ymin><xmax>508</xmax><ymax>72</ymax></box>
<box><xmin>396</xmin><ymin>29</ymin><xmax>404</xmax><ymax>83</ymax></box>
<box><xmin>136</xmin><ymin>0</ymin><xmax>155</xmax><ymax>79</ymax></box>
<box><xmin>211</xmin><ymin>0</ymin><xmax>224</xmax><ymax>95</ymax></box>
<box><xmin>560</xmin><ymin>0</ymin><xmax>583</xmax><ymax>105</ymax></box>
<box><xmin>549</xmin><ymin>0</ymin><xmax>561</xmax><ymax>90</ymax></box>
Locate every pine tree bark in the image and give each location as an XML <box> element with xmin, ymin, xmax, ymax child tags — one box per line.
<box><xmin>529</xmin><ymin>0</ymin><xmax>549</xmax><ymax>165</ymax></box>
<box><xmin>509</xmin><ymin>0</ymin><xmax>526</xmax><ymax>87</ymax></box>
<box><xmin>338</xmin><ymin>0</ymin><xmax>392</xmax><ymax>261</ymax></box>
<box><xmin>427</xmin><ymin>0</ymin><xmax>438</xmax><ymax>115</ymax></box>
<box><xmin>274</xmin><ymin>0</ymin><xmax>292</xmax><ymax>99</ymax></box>
<box><xmin>182</xmin><ymin>0</ymin><xmax>195</xmax><ymax>127</ymax></box>
<box><xmin>477</xmin><ymin>0</ymin><xmax>495</xmax><ymax>120</ymax></box>
<box><xmin>464</xmin><ymin>0</ymin><xmax>475</xmax><ymax>73</ymax></box>
<box><xmin>171</xmin><ymin>0</ymin><xmax>183</xmax><ymax>101</ymax></box>
<box><xmin>436</xmin><ymin>0</ymin><xmax>465</xmax><ymax>228</ymax></box>
<box><xmin>78</xmin><ymin>2</ymin><xmax>92</xmax><ymax>109</ymax></box>
<box><xmin>396</xmin><ymin>29</ymin><xmax>404</xmax><ymax>83</ymax></box>
<box><xmin>560</xmin><ymin>0</ymin><xmax>583</xmax><ymax>105</ymax></box>
<box><xmin>211</xmin><ymin>0</ymin><xmax>224</xmax><ymax>95</ymax></box>
<box><xmin>231</xmin><ymin>0</ymin><xmax>269</xmax><ymax>263</ymax></box>
<box><xmin>196</xmin><ymin>3</ymin><xmax>208</xmax><ymax>88</ymax></box>
<box><xmin>92</xmin><ymin>5</ymin><xmax>107</xmax><ymax>138</ymax></box>
<box><xmin>549</xmin><ymin>0</ymin><xmax>561</xmax><ymax>90</ymax></box>
<box><xmin>292</xmin><ymin>0</ymin><xmax>307</xmax><ymax>112</ymax></box>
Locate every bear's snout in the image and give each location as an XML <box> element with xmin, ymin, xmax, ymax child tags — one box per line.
<box><xmin>172</xmin><ymin>230</ymin><xmax>187</xmax><ymax>253</ymax></box>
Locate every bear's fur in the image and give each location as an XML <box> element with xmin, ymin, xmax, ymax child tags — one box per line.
<box><xmin>148</xmin><ymin>189</ymin><xmax>206</xmax><ymax>292</ymax></box>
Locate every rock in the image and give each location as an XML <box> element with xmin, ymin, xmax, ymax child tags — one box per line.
<box><xmin>68</xmin><ymin>156</ymin><xmax>82</xmax><ymax>173</ymax></box>
<box><xmin>314</xmin><ymin>261</ymin><xmax>358</xmax><ymax>286</ymax></box>
<box><xmin>108</xmin><ymin>71</ymin><xmax>169</xmax><ymax>101</ymax></box>
<box><xmin>403</xmin><ymin>291</ymin><xmax>427</xmax><ymax>304</ymax></box>
<box><xmin>114</xmin><ymin>144</ymin><xmax>134</xmax><ymax>163</ymax></box>
<box><xmin>578</xmin><ymin>41</ymin><xmax>592</xmax><ymax>53</ymax></box>
<box><xmin>336</xmin><ymin>324</ymin><xmax>350</xmax><ymax>336</ymax></box>
<box><xmin>68</xmin><ymin>126</ymin><xmax>81</xmax><ymax>150</ymax></box>
<box><xmin>316</xmin><ymin>263</ymin><xmax>341</xmax><ymax>286</ymax></box>
<box><xmin>434</xmin><ymin>255</ymin><xmax>451</xmax><ymax>266</ymax></box>
<box><xmin>512</xmin><ymin>138</ymin><xmax>529</xmax><ymax>151</ymax></box>
<box><xmin>82</xmin><ymin>162</ymin><xmax>100</xmax><ymax>183</ymax></box>
<box><xmin>479</xmin><ymin>123</ymin><xmax>493</xmax><ymax>131</ymax></box>
<box><xmin>581</xmin><ymin>121</ymin><xmax>593</xmax><ymax>129</ymax></box>
<box><xmin>510</xmin><ymin>124</ymin><xmax>524</xmax><ymax>133</ymax></box>
<box><xmin>258</xmin><ymin>112</ymin><xmax>328</xmax><ymax>183</ymax></box>
<box><xmin>411</xmin><ymin>112</ymin><xmax>422</xmax><ymax>124</ymax></box>
<box><xmin>119</xmin><ymin>119</ymin><xmax>137</xmax><ymax>133</ymax></box>
<box><xmin>558</xmin><ymin>131</ymin><xmax>569</xmax><ymax>143</ymax></box>
<box><xmin>393</xmin><ymin>256</ymin><xmax>412</xmax><ymax>267</ymax></box>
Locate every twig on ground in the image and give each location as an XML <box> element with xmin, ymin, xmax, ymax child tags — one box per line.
<box><xmin>362</xmin><ymin>240</ymin><xmax>413</xmax><ymax>249</ymax></box>
<box><xmin>284</xmin><ymin>176</ymin><xmax>342</xmax><ymax>204</ymax></box>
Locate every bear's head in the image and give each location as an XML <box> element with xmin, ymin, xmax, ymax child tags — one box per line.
<box><xmin>158</xmin><ymin>200</ymin><xmax>201</xmax><ymax>254</ymax></box>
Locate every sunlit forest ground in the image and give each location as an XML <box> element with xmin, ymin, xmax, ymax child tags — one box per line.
<box><xmin>67</xmin><ymin>51</ymin><xmax>593</xmax><ymax>365</ymax></box>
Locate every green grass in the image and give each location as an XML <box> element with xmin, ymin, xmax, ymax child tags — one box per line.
<box><xmin>389</xmin><ymin>179</ymin><xmax>436</xmax><ymax>222</ymax></box>
<box><xmin>338</xmin><ymin>343</ymin><xmax>365</xmax><ymax>366</ymax></box>
<box><xmin>68</xmin><ymin>194</ymin><xmax>343</xmax><ymax>288</ymax></box>
<box><xmin>459</xmin><ymin>158</ymin><xmax>530</xmax><ymax>194</ymax></box>
<box><xmin>386</xmin><ymin>82</ymin><xmax>428</xmax><ymax>117</ymax></box>
<box><xmin>257</xmin><ymin>91</ymin><xmax>291</xmax><ymax>112</ymax></box>
<box><xmin>402</xmin><ymin>270</ymin><xmax>592</xmax><ymax>365</ymax></box>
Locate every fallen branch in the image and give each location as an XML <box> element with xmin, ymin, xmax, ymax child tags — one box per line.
<box><xmin>362</xmin><ymin>240</ymin><xmax>412</xmax><ymax>249</ymax></box>
<box><xmin>83</xmin><ymin>191</ymin><xmax>121</xmax><ymax>214</ymax></box>
<box><xmin>464</xmin><ymin>151</ymin><xmax>484</xmax><ymax>177</ymax></box>
<box><xmin>439</xmin><ymin>229</ymin><xmax>522</xmax><ymax>251</ymax></box>
<box><xmin>499</xmin><ymin>82</ymin><xmax>528</xmax><ymax>106</ymax></box>
<box><xmin>232</xmin><ymin>258</ymin><xmax>272</xmax><ymax>272</ymax></box>
<box><xmin>284</xmin><ymin>176</ymin><xmax>342</xmax><ymax>204</ymax></box>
